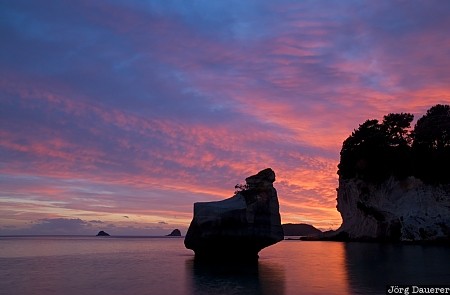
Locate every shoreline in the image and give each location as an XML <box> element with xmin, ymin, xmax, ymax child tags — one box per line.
<box><xmin>283</xmin><ymin>235</ymin><xmax>450</xmax><ymax>246</ymax></box>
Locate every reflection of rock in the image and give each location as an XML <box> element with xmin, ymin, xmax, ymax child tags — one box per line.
<box><xmin>184</xmin><ymin>168</ymin><xmax>284</xmax><ymax>260</ymax></box>
<box><xmin>166</xmin><ymin>229</ymin><xmax>181</xmax><ymax>236</ymax></box>
<box><xmin>344</xmin><ymin>242</ymin><xmax>450</xmax><ymax>293</ymax></box>
<box><xmin>96</xmin><ymin>230</ymin><xmax>110</xmax><ymax>236</ymax></box>
<box><xmin>335</xmin><ymin>177</ymin><xmax>450</xmax><ymax>242</ymax></box>
<box><xmin>186</xmin><ymin>258</ymin><xmax>285</xmax><ymax>295</ymax></box>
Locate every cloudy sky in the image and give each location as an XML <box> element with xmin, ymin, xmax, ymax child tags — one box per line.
<box><xmin>1</xmin><ymin>1</ymin><xmax>449</xmax><ymax>235</ymax></box>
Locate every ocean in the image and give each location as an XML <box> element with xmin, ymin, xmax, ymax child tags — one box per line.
<box><xmin>1</xmin><ymin>236</ymin><xmax>449</xmax><ymax>295</ymax></box>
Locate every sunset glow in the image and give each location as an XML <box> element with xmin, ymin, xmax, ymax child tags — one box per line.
<box><xmin>1</xmin><ymin>1</ymin><xmax>450</xmax><ymax>235</ymax></box>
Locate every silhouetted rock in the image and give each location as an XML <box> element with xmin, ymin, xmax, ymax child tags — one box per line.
<box><xmin>96</xmin><ymin>230</ymin><xmax>110</xmax><ymax>236</ymax></box>
<box><xmin>184</xmin><ymin>168</ymin><xmax>284</xmax><ymax>260</ymax></box>
<box><xmin>167</xmin><ymin>229</ymin><xmax>181</xmax><ymax>236</ymax></box>
<box><xmin>333</xmin><ymin>177</ymin><xmax>450</xmax><ymax>242</ymax></box>
<box><xmin>282</xmin><ymin>223</ymin><xmax>322</xmax><ymax>236</ymax></box>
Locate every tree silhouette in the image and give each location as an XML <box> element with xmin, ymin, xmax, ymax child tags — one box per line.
<box><xmin>339</xmin><ymin>119</ymin><xmax>386</xmax><ymax>181</ymax></box>
<box><xmin>382</xmin><ymin>113</ymin><xmax>414</xmax><ymax>147</ymax></box>
<box><xmin>338</xmin><ymin>113</ymin><xmax>413</xmax><ymax>182</ymax></box>
<box><xmin>339</xmin><ymin>104</ymin><xmax>450</xmax><ymax>184</ymax></box>
<box><xmin>381</xmin><ymin>113</ymin><xmax>414</xmax><ymax>179</ymax></box>
<box><xmin>412</xmin><ymin>104</ymin><xmax>450</xmax><ymax>184</ymax></box>
<box><xmin>234</xmin><ymin>183</ymin><xmax>249</xmax><ymax>194</ymax></box>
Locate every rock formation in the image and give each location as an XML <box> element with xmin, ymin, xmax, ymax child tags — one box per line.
<box><xmin>96</xmin><ymin>230</ymin><xmax>110</xmax><ymax>236</ymax></box>
<box><xmin>327</xmin><ymin>105</ymin><xmax>450</xmax><ymax>243</ymax></box>
<box><xmin>334</xmin><ymin>177</ymin><xmax>450</xmax><ymax>242</ymax></box>
<box><xmin>184</xmin><ymin>168</ymin><xmax>284</xmax><ymax>260</ymax></box>
<box><xmin>167</xmin><ymin>229</ymin><xmax>181</xmax><ymax>236</ymax></box>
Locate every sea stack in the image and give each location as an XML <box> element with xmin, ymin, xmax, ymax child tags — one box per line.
<box><xmin>184</xmin><ymin>168</ymin><xmax>284</xmax><ymax>260</ymax></box>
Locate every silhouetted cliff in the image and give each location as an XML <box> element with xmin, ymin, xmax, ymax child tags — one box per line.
<box><xmin>334</xmin><ymin>104</ymin><xmax>450</xmax><ymax>242</ymax></box>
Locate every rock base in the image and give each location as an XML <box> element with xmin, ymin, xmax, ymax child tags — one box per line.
<box><xmin>334</xmin><ymin>177</ymin><xmax>450</xmax><ymax>242</ymax></box>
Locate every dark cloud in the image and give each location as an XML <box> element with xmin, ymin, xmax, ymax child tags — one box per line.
<box><xmin>0</xmin><ymin>218</ymin><xmax>184</xmax><ymax>236</ymax></box>
<box><xmin>23</xmin><ymin>218</ymin><xmax>91</xmax><ymax>235</ymax></box>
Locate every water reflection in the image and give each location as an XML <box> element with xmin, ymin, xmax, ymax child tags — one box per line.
<box><xmin>344</xmin><ymin>243</ymin><xmax>450</xmax><ymax>294</ymax></box>
<box><xmin>185</xmin><ymin>258</ymin><xmax>285</xmax><ymax>295</ymax></box>
<box><xmin>260</xmin><ymin>241</ymin><xmax>351</xmax><ymax>294</ymax></box>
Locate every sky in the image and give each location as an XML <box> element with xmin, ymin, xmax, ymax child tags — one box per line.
<box><xmin>1</xmin><ymin>1</ymin><xmax>450</xmax><ymax>236</ymax></box>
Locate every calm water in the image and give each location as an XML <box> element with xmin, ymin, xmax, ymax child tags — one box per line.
<box><xmin>1</xmin><ymin>237</ymin><xmax>449</xmax><ymax>295</ymax></box>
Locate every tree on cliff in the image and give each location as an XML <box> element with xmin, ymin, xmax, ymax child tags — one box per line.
<box><xmin>338</xmin><ymin>113</ymin><xmax>413</xmax><ymax>182</ymax></box>
<box><xmin>381</xmin><ymin>113</ymin><xmax>414</xmax><ymax>179</ymax></box>
<box><xmin>382</xmin><ymin>113</ymin><xmax>414</xmax><ymax>146</ymax></box>
<box><xmin>338</xmin><ymin>119</ymin><xmax>386</xmax><ymax>180</ymax></box>
<box><xmin>339</xmin><ymin>104</ymin><xmax>450</xmax><ymax>184</ymax></box>
<box><xmin>412</xmin><ymin>104</ymin><xmax>450</xmax><ymax>184</ymax></box>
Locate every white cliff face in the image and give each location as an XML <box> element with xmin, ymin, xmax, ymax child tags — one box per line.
<box><xmin>336</xmin><ymin>177</ymin><xmax>450</xmax><ymax>241</ymax></box>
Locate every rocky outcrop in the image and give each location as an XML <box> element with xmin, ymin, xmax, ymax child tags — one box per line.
<box><xmin>184</xmin><ymin>168</ymin><xmax>284</xmax><ymax>260</ymax></box>
<box><xmin>96</xmin><ymin>230</ymin><xmax>110</xmax><ymax>236</ymax></box>
<box><xmin>334</xmin><ymin>177</ymin><xmax>450</xmax><ymax>242</ymax></box>
<box><xmin>167</xmin><ymin>229</ymin><xmax>181</xmax><ymax>236</ymax></box>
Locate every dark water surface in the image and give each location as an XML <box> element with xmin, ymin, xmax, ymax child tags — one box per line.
<box><xmin>0</xmin><ymin>236</ymin><xmax>449</xmax><ymax>295</ymax></box>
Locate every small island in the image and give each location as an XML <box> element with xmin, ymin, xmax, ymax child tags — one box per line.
<box><xmin>96</xmin><ymin>230</ymin><xmax>110</xmax><ymax>237</ymax></box>
<box><xmin>166</xmin><ymin>229</ymin><xmax>181</xmax><ymax>236</ymax></box>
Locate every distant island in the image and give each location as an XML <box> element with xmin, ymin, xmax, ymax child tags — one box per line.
<box><xmin>96</xmin><ymin>230</ymin><xmax>110</xmax><ymax>236</ymax></box>
<box><xmin>319</xmin><ymin>104</ymin><xmax>450</xmax><ymax>243</ymax></box>
<box><xmin>166</xmin><ymin>229</ymin><xmax>181</xmax><ymax>236</ymax></box>
<box><xmin>282</xmin><ymin>223</ymin><xmax>322</xmax><ymax>236</ymax></box>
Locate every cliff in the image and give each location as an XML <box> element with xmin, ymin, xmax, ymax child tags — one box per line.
<box><xmin>331</xmin><ymin>105</ymin><xmax>450</xmax><ymax>242</ymax></box>
<box><xmin>335</xmin><ymin>177</ymin><xmax>450</xmax><ymax>242</ymax></box>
